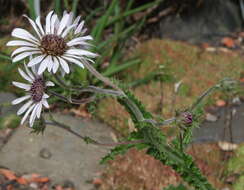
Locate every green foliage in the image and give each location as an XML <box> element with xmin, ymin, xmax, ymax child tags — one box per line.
<box><xmin>27</xmin><ymin>0</ymin><xmax>37</xmax><ymax>19</ymax></box>
<box><xmin>30</xmin><ymin>117</ymin><xmax>46</xmax><ymax>135</ymax></box>
<box><xmin>102</xmin><ymin>82</ymin><xmax>221</xmax><ymax>189</ymax></box>
<box><xmin>163</xmin><ymin>184</ymin><xmax>188</xmax><ymax>190</ymax></box>
<box><xmin>100</xmin><ymin>131</ymin><xmax>147</xmax><ymax>164</ymax></box>
<box><xmin>0</xmin><ymin>114</ymin><xmax>20</xmax><ymax>129</ymax></box>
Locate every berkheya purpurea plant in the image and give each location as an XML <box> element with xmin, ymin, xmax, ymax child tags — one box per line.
<box><xmin>7</xmin><ymin>10</ymin><xmax>240</xmax><ymax>190</ymax></box>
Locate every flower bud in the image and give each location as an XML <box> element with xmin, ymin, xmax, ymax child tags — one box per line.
<box><xmin>181</xmin><ymin>111</ymin><xmax>193</xmax><ymax>125</ymax></box>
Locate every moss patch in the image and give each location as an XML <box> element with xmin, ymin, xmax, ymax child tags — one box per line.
<box><xmin>226</xmin><ymin>144</ymin><xmax>244</xmax><ymax>190</ymax></box>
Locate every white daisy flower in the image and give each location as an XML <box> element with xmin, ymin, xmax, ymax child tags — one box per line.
<box><xmin>12</xmin><ymin>64</ymin><xmax>54</xmax><ymax>127</ymax></box>
<box><xmin>7</xmin><ymin>11</ymin><xmax>97</xmax><ymax>75</ymax></box>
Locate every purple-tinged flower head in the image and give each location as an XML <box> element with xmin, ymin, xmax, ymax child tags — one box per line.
<box><xmin>180</xmin><ymin>111</ymin><xmax>193</xmax><ymax>125</ymax></box>
<box><xmin>11</xmin><ymin>64</ymin><xmax>54</xmax><ymax>127</ymax></box>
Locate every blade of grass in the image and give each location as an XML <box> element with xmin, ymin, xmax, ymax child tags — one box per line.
<box><xmin>54</xmin><ymin>0</ymin><xmax>61</xmax><ymax>16</ymax></box>
<box><xmin>0</xmin><ymin>53</ymin><xmax>11</xmax><ymax>61</ymax></box>
<box><xmin>107</xmin><ymin>0</ymin><xmax>163</xmax><ymax>26</ymax></box>
<box><xmin>64</xmin><ymin>0</ymin><xmax>70</xmax><ymax>10</ymax></box>
<box><xmin>72</xmin><ymin>0</ymin><xmax>80</xmax><ymax>16</ymax></box>
<box><xmin>128</xmin><ymin>72</ymin><xmax>159</xmax><ymax>88</ymax></box>
<box><xmin>85</xmin><ymin>7</ymin><xmax>103</xmax><ymax>23</ymax></box>
<box><xmin>27</xmin><ymin>0</ymin><xmax>36</xmax><ymax>19</ymax></box>
<box><xmin>102</xmin><ymin>59</ymin><xmax>141</xmax><ymax>77</ymax></box>
<box><xmin>91</xmin><ymin>0</ymin><xmax>117</xmax><ymax>42</ymax></box>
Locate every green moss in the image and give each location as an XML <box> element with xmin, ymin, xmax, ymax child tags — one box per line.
<box><xmin>227</xmin><ymin>144</ymin><xmax>244</xmax><ymax>174</ymax></box>
<box><xmin>0</xmin><ymin>114</ymin><xmax>20</xmax><ymax>129</ymax></box>
<box><xmin>233</xmin><ymin>176</ymin><xmax>244</xmax><ymax>190</ymax></box>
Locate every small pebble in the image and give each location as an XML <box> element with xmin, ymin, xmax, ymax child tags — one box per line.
<box><xmin>29</xmin><ymin>182</ymin><xmax>38</xmax><ymax>189</ymax></box>
<box><xmin>39</xmin><ymin>148</ymin><xmax>52</xmax><ymax>159</ymax></box>
<box><xmin>205</xmin><ymin>113</ymin><xmax>218</xmax><ymax>122</ymax></box>
<box><xmin>232</xmin><ymin>97</ymin><xmax>241</xmax><ymax>105</ymax></box>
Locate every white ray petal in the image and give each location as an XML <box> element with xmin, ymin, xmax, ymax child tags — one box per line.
<box><xmin>11</xmin><ymin>47</ymin><xmax>39</xmax><ymax>57</ymax></box>
<box><xmin>12</xmin><ymin>51</ymin><xmax>41</xmax><ymax>62</ymax></box>
<box><xmin>6</xmin><ymin>40</ymin><xmax>37</xmax><ymax>47</ymax></box>
<box><xmin>50</xmin><ymin>14</ymin><xmax>58</xmax><ymax>34</ymax></box>
<box><xmin>61</xmin><ymin>24</ymin><xmax>76</xmax><ymax>38</ymax></box>
<box><xmin>12</xmin><ymin>81</ymin><xmax>31</xmax><ymax>90</ymax></box>
<box><xmin>12</xmin><ymin>28</ymin><xmax>39</xmax><ymax>44</ymax></box>
<box><xmin>62</xmin><ymin>56</ymin><xmax>84</xmax><ymax>68</ymax></box>
<box><xmin>52</xmin><ymin>57</ymin><xmax>59</xmax><ymax>73</ymax></box>
<box><xmin>57</xmin><ymin>13</ymin><xmax>70</xmax><ymax>35</ymax></box>
<box><xmin>36</xmin><ymin>103</ymin><xmax>42</xmax><ymax>118</ymax></box>
<box><xmin>18</xmin><ymin>68</ymin><xmax>32</xmax><ymax>82</ymax></box>
<box><xmin>73</xmin><ymin>16</ymin><xmax>81</xmax><ymax>26</ymax></box>
<box><xmin>38</xmin><ymin>56</ymin><xmax>49</xmax><ymax>74</ymax></box>
<box><xmin>27</xmin><ymin>55</ymin><xmax>45</xmax><ymax>67</ymax></box>
<box><xmin>35</xmin><ymin>16</ymin><xmax>45</xmax><ymax>35</ymax></box>
<box><xmin>29</xmin><ymin>104</ymin><xmax>38</xmax><ymax>126</ymax></box>
<box><xmin>46</xmin><ymin>56</ymin><xmax>53</xmax><ymax>72</ymax></box>
<box><xmin>80</xmin><ymin>28</ymin><xmax>87</xmax><ymax>35</ymax></box>
<box><xmin>74</xmin><ymin>21</ymin><xmax>84</xmax><ymax>34</ymax></box>
<box><xmin>63</xmin><ymin>53</ymin><xmax>80</xmax><ymax>59</ymax></box>
<box><xmin>20</xmin><ymin>104</ymin><xmax>35</xmax><ymax>125</ymax></box>
<box><xmin>45</xmin><ymin>11</ymin><xmax>54</xmax><ymax>34</ymax></box>
<box><xmin>43</xmin><ymin>93</ymin><xmax>49</xmax><ymax>98</ymax></box>
<box><xmin>66</xmin><ymin>36</ymin><xmax>93</xmax><ymax>46</ymax></box>
<box><xmin>12</xmin><ymin>95</ymin><xmax>31</xmax><ymax>105</ymax></box>
<box><xmin>42</xmin><ymin>99</ymin><xmax>49</xmax><ymax>108</ymax></box>
<box><xmin>23</xmin><ymin>15</ymin><xmax>42</xmax><ymax>38</ymax></box>
<box><xmin>24</xmin><ymin>63</ymin><xmax>35</xmax><ymax>80</ymax></box>
<box><xmin>58</xmin><ymin>57</ymin><xmax>70</xmax><ymax>73</ymax></box>
<box><xmin>66</xmin><ymin>49</ymin><xmax>97</xmax><ymax>57</ymax></box>
<box><xmin>66</xmin><ymin>12</ymin><xmax>74</xmax><ymax>26</ymax></box>
<box><xmin>46</xmin><ymin>81</ymin><xmax>55</xmax><ymax>86</ymax></box>
<box><xmin>17</xmin><ymin>100</ymin><xmax>33</xmax><ymax>115</ymax></box>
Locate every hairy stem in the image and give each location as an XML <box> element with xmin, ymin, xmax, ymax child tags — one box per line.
<box><xmin>45</xmin><ymin>118</ymin><xmax>144</xmax><ymax>147</ymax></box>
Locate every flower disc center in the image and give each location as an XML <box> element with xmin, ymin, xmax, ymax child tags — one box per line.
<box><xmin>30</xmin><ymin>77</ymin><xmax>45</xmax><ymax>102</ymax></box>
<box><xmin>40</xmin><ymin>34</ymin><xmax>67</xmax><ymax>56</ymax></box>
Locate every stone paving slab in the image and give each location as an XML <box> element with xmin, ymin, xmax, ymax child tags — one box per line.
<box><xmin>193</xmin><ymin>103</ymin><xmax>244</xmax><ymax>143</ymax></box>
<box><xmin>0</xmin><ymin>114</ymin><xmax>114</xmax><ymax>189</ymax></box>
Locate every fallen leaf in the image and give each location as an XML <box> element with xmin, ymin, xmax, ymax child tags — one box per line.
<box><xmin>32</xmin><ymin>176</ymin><xmax>50</xmax><ymax>183</ymax></box>
<box><xmin>0</xmin><ymin>169</ymin><xmax>17</xmax><ymax>180</ymax></box>
<box><xmin>92</xmin><ymin>178</ymin><xmax>103</xmax><ymax>186</ymax></box>
<box><xmin>216</xmin><ymin>100</ymin><xmax>226</xmax><ymax>107</ymax></box>
<box><xmin>221</xmin><ymin>37</ymin><xmax>235</xmax><ymax>48</ymax></box>
<box><xmin>16</xmin><ymin>176</ymin><xmax>28</xmax><ymax>185</ymax></box>
<box><xmin>70</xmin><ymin>106</ymin><xmax>91</xmax><ymax>118</ymax></box>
